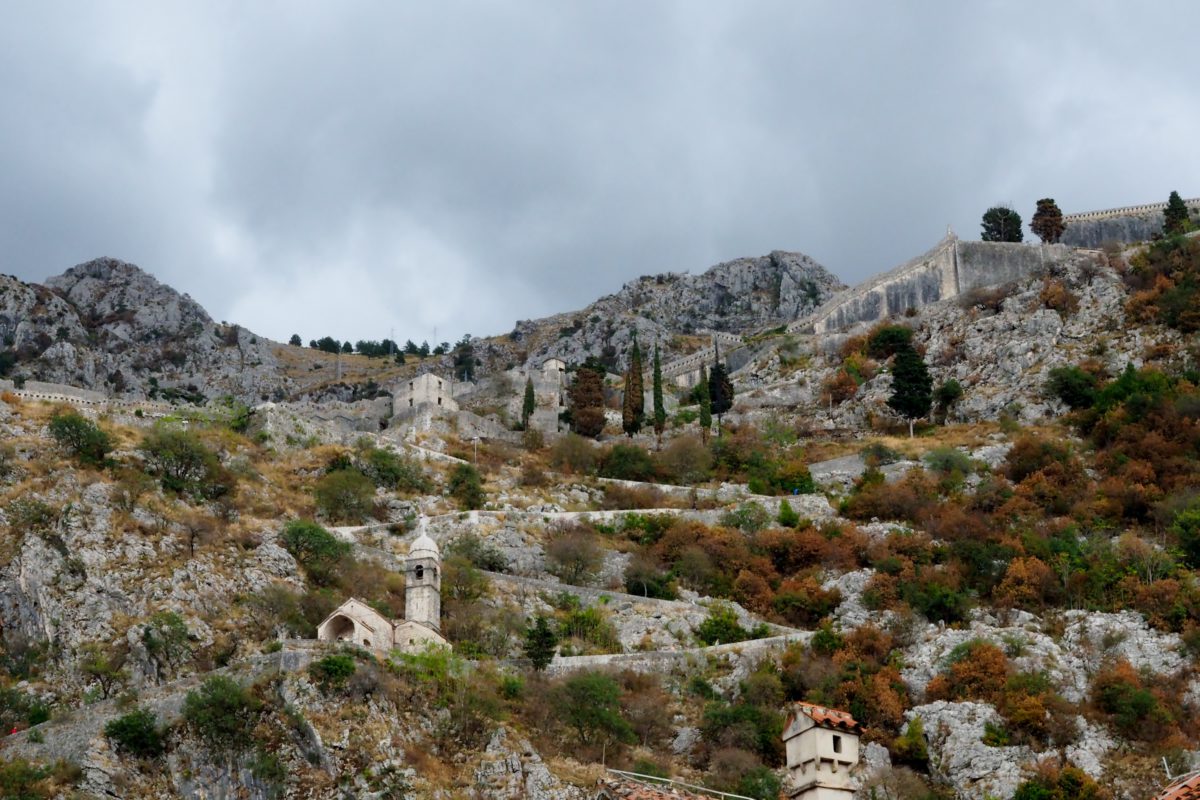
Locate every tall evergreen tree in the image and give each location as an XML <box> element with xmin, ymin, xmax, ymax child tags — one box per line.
<box><xmin>652</xmin><ymin>342</ymin><xmax>666</xmax><ymax>448</ymax></box>
<box><xmin>888</xmin><ymin>345</ymin><xmax>933</xmax><ymax>438</ymax></box>
<box><xmin>1030</xmin><ymin>198</ymin><xmax>1065</xmax><ymax>243</ymax></box>
<box><xmin>981</xmin><ymin>206</ymin><xmax>1024</xmax><ymax>242</ymax></box>
<box><xmin>708</xmin><ymin>345</ymin><xmax>734</xmax><ymax>435</ymax></box>
<box><xmin>622</xmin><ymin>336</ymin><xmax>644</xmax><ymax>436</ymax></box>
<box><xmin>522</xmin><ymin>377</ymin><xmax>536</xmax><ymax>431</ymax></box>
<box><xmin>1164</xmin><ymin>190</ymin><xmax>1191</xmax><ymax>235</ymax></box>
<box><xmin>697</xmin><ymin>364</ymin><xmax>712</xmax><ymax>443</ymax></box>
<box><xmin>523</xmin><ymin>615</ymin><xmax>558</xmax><ymax>671</ymax></box>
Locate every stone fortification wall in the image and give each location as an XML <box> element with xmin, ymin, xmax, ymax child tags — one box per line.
<box><xmin>1061</xmin><ymin>198</ymin><xmax>1200</xmax><ymax>248</ymax></box>
<box><xmin>0</xmin><ymin>378</ymin><xmax>177</xmax><ymax>416</ymax></box>
<box><xmin>955</xmin><ymin>241</ymin><xmax>1072</xmax><ymax>291</ymax></box>
<box><xmin>788</xmin><ymin>235</ymin><xmax>1071</xmax><ymax>335</ymax></box>
<box><xmin>543</xmin><ymin>631</ymin><xmax>809</xmax><ymax>677</ymax></box>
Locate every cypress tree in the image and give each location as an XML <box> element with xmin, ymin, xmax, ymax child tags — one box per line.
<box><xmin>522</xmin><ymin>377</ymin><xmax>536</xmax><ymax>430</ymax></box>
<box><xmin>569</xmin><ymin>363</ymin><xmax>606</xmax><ymax>438</ymax></box>
<box><xmin>652</xmin><ymin>342</ymin><xmax>666</xmax><ymax>448</ymax></box>
<box><xmin>622</xmin><ymin>336</ymin><xmax>644</xmax><ymax>437</ymax></box>
<box><xmin>708</xmin><ymin>345</ymin><xmax>734</xmax><ymax>435</ymax></box>
<box><xmin>697</xmin><ymin>364</ymin><xmax>712</xmax><ymax>443</ymax></box>
<box><xmin>1164</xmin><ymin>190</ymin><xmax>1190</xmax><ymax>235</ymax></box>
<box><xmin>523</xmin><ymin>615</ymin><xmax>558</xmax><ymax>671</ymax></box>
<box><xmin>887</xmin><ymin>345</ymin><xmax>933</xmax><ymax>438</ymax></box>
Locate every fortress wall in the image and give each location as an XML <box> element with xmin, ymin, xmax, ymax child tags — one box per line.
<box><xmin>955</xmin><ymin>241</ymin><xmax>1070</xmax><ymax>292</ymax></box>
<box><xmin>788</xmin><ymin>236</ymin><xmax>1073</xmax><ymax>336</ymax></box>
<box><xmin>543</xmin><ymin>632</ymin><xmax>810</xmax><ymax>677</ymax></box>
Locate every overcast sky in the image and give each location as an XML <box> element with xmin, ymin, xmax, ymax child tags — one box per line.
<box><xmin>3</xmin><ymin>2</ymin><xmax>1198</xmax><ymax>345</ymax></box>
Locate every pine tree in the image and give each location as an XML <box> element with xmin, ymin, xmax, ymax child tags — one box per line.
<box><xmin>523</xmin><ymin>615</ymin><xmax>558</xmax><ymax>671</ymax></box>
<box><xmin>522</xmin><ymin>377</ymin><xmax>536</xmax><ymax>430</ymax></box>
<box><xmin>1030</xmin><ymin>198</ymin><xmax>1065</xmax><ymax>243</ymax></box>
<box><xmin>981</xmin><ymin>206</ymin><xmax>1024</xmax><ymax>243</ymax></box>
<box><xmin>1164</xmin><ymin>190</ymin><xmax>1190</xmax><ymax>235</ymax></box>
<box><xmin>888</xmin><ymin>345</ymin><xmax>933</xmax><ymax>438</ymax></box>
<box><xmin>652</xmin><ymin>342</ymin><xmax>666</xmax><ymax>448</ymax></box>
<box><xmin>697</xmin><ymin>364</ymin><xmax>712</xmax><ymax>443</ymax></box>
<box><xmin>708</xmin><ymin>345</ymin><xmax>734</xmax><ymax>435</ymax></box>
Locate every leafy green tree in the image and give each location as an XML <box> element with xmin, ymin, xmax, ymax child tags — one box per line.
<box><xmin>1031</xmin><ymin>198</ymin><xmax>1065</xmax><ymax>243</ymax></box>
<box><xmin>182</xmin><ymin>675</ymin><xmax>262</xmax><ymax>756</ymax></box>
<box><xmin>695</xmin><ymin>603</ymin><xmax>765</xmax><ymax>645</ymax></box>
<box><xmin>708</xmin><ymin>348</ymin><xmax>734</xmax><ymax>432</ymax></box>
<box><xmin>280</xmin><ymin>519</ymin><xmax>352</xmax><ymax>585</ymax></box>
<box><xmin>555</xmin><ymin>671</ymin><xmax>634</xmax><ymax>747</ymax></box>
<box><xmin>523</xmin><ymin>615</ymin><xmax>558</xmax><ymax>671</ymax></box>
<box><xmin>568</xmin><ymin>363</ymin><xmax>606</xmax><ymax>438</ymax></box>
<box><xmin>448</xmin><ymin>463</ymin><xmax>486</xmax><ymax>510</ymax></box>
<box><xmin>697</xmin><ymin>364</ymin><xmax>712</xmax><ymax>443</ymax></box>
<box><xmin>522</xmin><ymin>377</ymin><xmax>536</xmax><ymax>430</ymax></box>
<box><xmin>312</xmin><ymin>336</ymin><xmax>341</xmax><ymax>354</ymax></box>
<box><xmin>313</xmin><ymin>469</ymin><xmax>376</xmax><ymax>522</ymax></box>
<box><xmin>340</xmin><ymin>341</ymin><xmax>353</xmax><ymax>353</ymax></box>
<box><xmin>651</xmin><ymin>343</ymin><xmax>666</xmax><ymax>447</ymax></box>
<box><xmin>140</xmin><ymin>427</ymin><xmax>235</xmax><ymax>500</ymax></box>
<box><xmin>48</xmin><ymin>410</ymin><xmax>112</xmax><ymax>467</ymax></box>
<box><xmin>1164</xmin><ymin>190</ymin><xmax>1191</xmax><ymax>235</ymax></box>
<box><xmin>777</xmin><ymin>499</ymin><xmax>800</xmax><ymax>528</ymax></box>
<box><xmin>981</xmin><ymin>205</ymin><xmax>1024</xmax><ymax>242</ymax></box>
<box><xmin>104</xmin><ymin>707</ymin><xmax>165</xmax><ymax>758</ymax></box>
<box><xmin>78</xmin><ymin>642</ymin><xmax>127</xmax><ymax>699</ymax></box>
<box><xmin>887</xmin><ymin>345</ymin><xmax>932</xmax><ymax>437</ymax></box>
<box><xmin>288</xmin><ymin>334</ymin><xmax>302</xmax><ymax>346</ymax></box>
<box><xmin>142</xmin><ymin>611</ymin><xmax>191</xmax><ymax>682</ymax></box>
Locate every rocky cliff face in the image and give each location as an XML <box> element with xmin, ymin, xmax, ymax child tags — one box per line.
<box><xmin>509</xmin><ymin>249</ymin><xmax>844</xmax><ymax>369</ymax></box>
<box><xmin>1</xmin><ymin>258</ymin><xmax>289</xmax><ymax>402</ymax></box>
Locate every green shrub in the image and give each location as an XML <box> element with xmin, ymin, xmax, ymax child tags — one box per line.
<box><xmin>182</xmin><ymin>675</ymin><xmax>262</xmax><ymax>755</ymax></box>
<box><xmin>280</xmin><ymin>520</ymin><xmax>351</xmax><ymax>585</ymax></box>
<box><xmin>314</xmin><ymin>469</ymin><xmax>376</xmax><ymax>522</ymax></box>
<box><xmin>140</xmin><ymin>427</ymin><xmax>235</xmax><ymax>500</ymax></box>
<box><xmin>721</xmin><ymin>502</ymin><xmax>771</xmax><ymax>533</ymax></box>
<box><xmin>860</xmin><ymin>442</ymin><xmax>902</xmax><ymax>466</ymax></box>
<box><xmin>361</xmin><ymin>447</ymin><xmax>431</xmax><ymax>493</ymax></box>
<box><xmin>695</xmin><ymin>604</ymin><xmax>767</xmax><ymax>646</ymax></box>
<box><xmin>1045</xmin><ymin>366</ymin><xmax>1098</xmax><ymax>410</ymax></box>
<box><xmin>598</xmin><ymin>444</ymin><xmax>655</xmax><ymax>482</ymax></box>
<box><xmin>447</xmin><ymin>532</ymin><xmax>508</xmax><ymax>571</ymax></box>
<box><xmin>777</xmin><ymin>499</ymin><xmax>800</xmax><ymax>528</ymax></box>
<box><xmin>142</xmin><ymin>611</ymin><xmax>192</xmax><ymax>681</ymax></box>
<box><xmin>447</xmin><ymin>463</ymin><xmax>485</xmax><ymax>510</ymax></box>
<box><xmin>892</xmin><ymin>716</ymin><xmax>928</xmax><ymax>769</ymax></box>
<box><xmin>309</xmin><ymin>654</ymin><xmax>356</xmax><ymax>690</ymax></box>
<box><xmin>104</xmin><ymin>707</ymin><xmax>165</xmax><ymax>758</ymax></box>
<box><xmin>47</xmin><ymin>411</ymin><xmax>112</xmax><ymax>466</ymax></box>
<box><xmin>923</xmin><ymin>446</ymin><xmax>973</xmax><ymax>476</ymax></box>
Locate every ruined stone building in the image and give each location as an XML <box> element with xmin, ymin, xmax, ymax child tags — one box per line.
<box><xmin>392</xmin><ymin>372</ymin><xmax>459</xmax><ymax>417</ymax></box>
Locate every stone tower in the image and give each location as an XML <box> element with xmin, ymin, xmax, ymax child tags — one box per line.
<box><xmin>782</xmin><ymin>703</ymin><xmax>862</xmax><ymax>799</ymax></box>
<box><xmin>405</xmin><ymin>526</ymin><xmax>441</xmax><ymax>632</ymax></box>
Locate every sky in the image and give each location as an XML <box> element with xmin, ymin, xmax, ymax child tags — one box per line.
<box><xmin>3</xmin><ymin>2</ymin><xmax>1199</xmax><ymax>346</ymax></box>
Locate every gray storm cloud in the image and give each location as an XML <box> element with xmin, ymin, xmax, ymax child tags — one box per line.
<box><xmin>2</xmin><ymin>1</ymin><xmax>1198</xmax><ymax>343</ymax></box>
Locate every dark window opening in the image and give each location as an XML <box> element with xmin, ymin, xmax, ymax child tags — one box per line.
<box><xmin>833</xmin><ymin>735</ymin><xmax>842</xmax><ymax>753</ymax></box>
<box><xmin>415</xmin><ymin>565</ymin><xmax>424</xmax><ymax>579</ymax></box>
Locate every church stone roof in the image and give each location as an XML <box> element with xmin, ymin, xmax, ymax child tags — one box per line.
<box><xmin>1157</xmin><ymin>772</ymin><xmax>1200</xmax><ymax>800</ymax></box>
<box><xmin>409</xmin><ymin>530</ymin><xmax>439</xmax><ymax>558</ymax></box>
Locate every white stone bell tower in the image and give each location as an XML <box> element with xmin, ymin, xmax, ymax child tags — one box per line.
<box><xmin>405</xmin><ymin>523</ymin><xmax>441</xmax><ymax>632</ymax></box>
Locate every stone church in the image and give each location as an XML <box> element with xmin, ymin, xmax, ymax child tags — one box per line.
<box><xmin>316</xmin><ymin>527</ymin><xmax>449</xmax><ymax>654</ymax></box>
